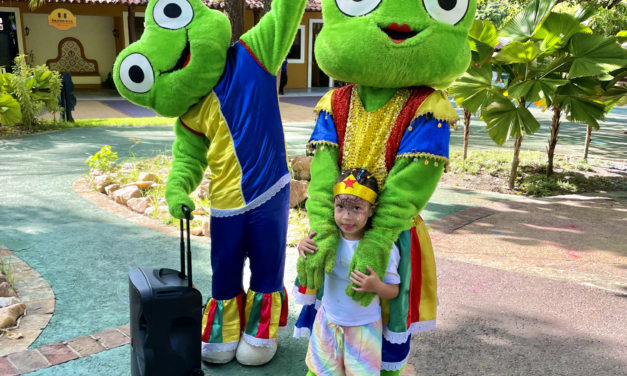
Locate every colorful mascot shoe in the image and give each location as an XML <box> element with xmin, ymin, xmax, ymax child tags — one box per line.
<box><xmin>235</xmin><ymin>338</ymin><xmax>278</xmax><ymax>366</ymax></box>
<box><xmin>201</xmin><ymin>343</ymin><xmax>236</xmax><ymax>364</ymax></box>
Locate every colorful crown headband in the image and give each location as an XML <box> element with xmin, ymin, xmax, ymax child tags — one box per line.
<box><xmin>333</xmin><ymin>174</ymin><xmax>378</xmax><ymax>204</ymax></box>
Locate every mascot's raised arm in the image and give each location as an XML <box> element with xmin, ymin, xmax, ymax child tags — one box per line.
<box><xmin>114</xmin><ymin>0</ymin><xmax>307</xmax><ymax>366</ymax></box>
<box><xmin>293</xmin><ymin>0</ymin><xmax>477</xmax><ymax>374</ymax></box>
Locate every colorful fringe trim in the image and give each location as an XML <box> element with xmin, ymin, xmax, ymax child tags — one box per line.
<box><xmin>201</xmin><ymin>288</ymin><xmax>288</xmax><ymax>352</ymax></box>
<box><xmin>243</xmin><ymin>288</ymin><xmax>288</xmax><ymax>347</ymax></box>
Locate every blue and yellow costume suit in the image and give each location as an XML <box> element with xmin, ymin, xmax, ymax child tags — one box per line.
<box><xmin>178</xmin><ymin>41</ymin><xmax>292</xmax><ymax>353</ymax></box>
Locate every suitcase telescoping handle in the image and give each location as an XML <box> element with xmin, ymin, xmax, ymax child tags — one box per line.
<box><xmin>179</xmin><ymin>205</ymin><xmax>193</xmax><ymax>288</ymax></box>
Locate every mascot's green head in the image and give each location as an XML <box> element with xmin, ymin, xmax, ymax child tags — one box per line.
<box><xmin>316</xmin><ymin>0</ymin><xmax>477</xmax><ymax>89</ymax></box>
<box><xmin>114</xmin><ymin>0</ymin><xmax>231</xmax><ymax>117</ymax></box>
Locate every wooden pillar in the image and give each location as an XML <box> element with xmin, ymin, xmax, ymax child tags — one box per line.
<box><xmin>128</xmin><ymin>5</ymin><xmax>137</xmax><ymax>44</ymax></box>
<box><xmin>253</xmin><ymin>9</ymin><xmax>261</xmax><ymax>26</ymax></box>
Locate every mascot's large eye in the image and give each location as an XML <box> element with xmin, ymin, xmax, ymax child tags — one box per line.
<box><xmin>119</xmin><ymin>53</ymin><xmax>155</xmax><ymax>94</ymax></box>
<box><xmin>423</xmin><ymin>0</ymin><xmax>469</xmax><ymax>25</ymax></box>
<box><xmin>154</xmin><ymin>0</ymin><xmax>194</xmax><ymax>30</ymax></box>
<box><xmin>336</xmin><ymin>0</ymin><xmax>383</xmax><ymax>17</ymax></box>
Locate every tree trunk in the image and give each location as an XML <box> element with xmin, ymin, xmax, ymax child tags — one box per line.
<box><xmin>547</xmin><ymin>107</ymin><xmax>561</xmax><ymax>177</ymax></box>
<box><xmin>253</xmin><ymin>9</ymin><xmax>262</xmax><ymax>26</ymax></box>
<box><xmin>263</xmin><ymin>0</ymin><xmax>273</xmax><ymax>15</ymax></box>
<box><xmin>509</xmin><ymin>135</ymin><xmax>524</xmax><ymax>190</ymax></box>
<box><xmin>584</xmin><ymin>124</ymin><xmax>592</xmax><ymax>160</ymax></box>
<box><xmin>225</xmin><ymin>0</ymin><xmax>246</xmax><ymax>44</ymax></box>
<box><xmin>128</xmin><ymin>6</ymin><xmax>137</xmax><ymax>44</ymax></box>
<box><xmin>463</xmin><ymin>108</ymin><xmax>471</xmax><ymax>160</ymax></box>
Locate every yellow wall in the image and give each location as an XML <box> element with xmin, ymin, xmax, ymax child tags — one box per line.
<box><xmin>23</xmin><ymin>13</ymin><xmax>117</xmax><ymax>81</ymax></box>
<box><xmin>4</xmin><ymin>4</ymin><xmax>321</xmax><ymax>88</ymax></box>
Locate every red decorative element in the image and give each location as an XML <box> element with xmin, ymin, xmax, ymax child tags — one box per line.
<box><xmin>385</xmin><ymin>87</ymin><xmax>435</xmax><ymax>171</ymax></box>
<box><xmin>238</xmin><ymin>39</ymin><xmax>270</xmax><ymax>74</ymax></box>
<box><xmin>183</xmin><ymin>53</ymin><xmax>191</xmax><ymax>69</ymax></box>
<box><xmin>343</xmin><ymin>178</ymin><xmax>357</xmax><ymax>189</ymax></box>
<box><xmin>332</xmin><ymin>84</ymin><xmax>354</xmax><ymax>169</ymax></box>
<box><xmin>256</xmin><ymin>294</ymin><xmax>273</xmax><ymax>339</ymax></box>
<box><xmin>179</xmin><ymin>118</ymin><xmax>206</xmax><ymax>137</ymax></box>
<box><xmin>298</xmin><ymin>285</ymin><xmax>308</xmax><ymax>294</ymax></box>
<box><xmin>279</xmin><ymin>287</ymin><xmax>289</xmax><ymax>328</ymax></box>
<box><xmin>385</xmin><ymin>23</ymin><xmax>412</xmax><ymax>33</ymax></box>
<box><xmin>237</xmin><ymin>291</ymin><xmax>246</xmax><ymax>332</ymax></box>
<box><xmin>201</xmin><ymin>299</ymin><xmax>217</xmax><ymax>343</ymax></box>
<box><xmin>407</xmin><ymin>227</ymin><xmax>423</xmax><ymax>327</ymax></box>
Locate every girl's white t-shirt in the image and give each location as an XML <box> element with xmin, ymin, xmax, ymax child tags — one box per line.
<box><xmin>322</xmin><ymin>235</ymin><xmax>401</xmax><ymax>327</ymax></box>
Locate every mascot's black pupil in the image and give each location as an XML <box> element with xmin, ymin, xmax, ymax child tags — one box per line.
<box><xmin>129</xmin><ymin>65</ymin><xmax>145</xmax><ymax>84</ymax></box>
<box><xmin>438</xmin><ymin>0</ymin><xmax>457</xmax><ymax>11</ymax></box>
<box><xmin>164</xmin><ymin>3</ymin><xmax>182</xmax><ymax>18</ymax></box>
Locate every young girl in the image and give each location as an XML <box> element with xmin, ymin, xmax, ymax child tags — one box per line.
<box><xmin>297</xmin><ymin>168</ymin><xmax>401</xmax><ymax>376</ymax></box>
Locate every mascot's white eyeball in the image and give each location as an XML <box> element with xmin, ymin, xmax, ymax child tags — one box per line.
<box><xmin>119</xmin><ymin>53</ymin><xmax>155</xmax><ymax>94</ymax></box>
<box><xmin>423</xmin><ymin>0</ymin><xmax>469</xmax><ymax>25</ymax></box>
<box><xmin>336</xmin><ymin>0</ymin><xmax>383</xmax><ymax>17</ymax></box>
<box><xmin>153</xmin><ymin>0</ymin><xmax>194</xmax><ymax>30</ymax></box>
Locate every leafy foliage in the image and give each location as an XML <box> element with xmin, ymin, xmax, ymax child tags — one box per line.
<box><xmin>0</xmin><ymin>55</ymin><xmax>62</xmax><ymax>128</ymax></box>
<box><xmin>85</xmin><ymin>145</ymin><xmax>119</xmax><ymax>171</ymax></box>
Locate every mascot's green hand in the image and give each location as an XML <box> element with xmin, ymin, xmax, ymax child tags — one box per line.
<box><xmin>296</xmin><ymin>229</ymin><xmax>338</xmax><ymax>289</ymax></box>
<box><xmin>165</xmin><ymin>188</ymin><xmax>196</xmax><ymax>220</ymax></box>
<box><xmin>345</xmin><ymin>232</ymin><xmax>390</xmax><ymax>307</ymax></box>
<box><xmin>296</xmin><ymin>146</ymin><xmax>340</xmax><ymax>289</ymax></box>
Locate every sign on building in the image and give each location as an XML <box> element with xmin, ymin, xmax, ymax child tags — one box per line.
<box><xmin>48</xmin><ymin>9</ymin><xmax>77</xmax><ymax>31</ymax></box>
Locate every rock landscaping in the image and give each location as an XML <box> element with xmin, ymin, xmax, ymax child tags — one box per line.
<box><xmin>82</xmin><ymin>153</ymin><xmax>313</xmax><ymax>246</ymax></box>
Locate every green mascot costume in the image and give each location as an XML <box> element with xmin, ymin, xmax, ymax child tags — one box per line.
<box><xmin>114</xmin><ymin>0</ymin><xmax>307</xmax><ymax>366</ymax></box>
<box><xmin>292</xmin><ymin>0</ymin><xmax>477</xmax><ymax>374</ymax></box>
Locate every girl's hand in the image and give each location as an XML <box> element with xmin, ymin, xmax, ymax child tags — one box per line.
<box><xmin>298</xmin><ymin>232</ymin><xmax>318</xmax><ymax>259</ymax></box>
<box><xmin>350</xmin><ymin>266</ymin><xmax>382</xmax><ymax>293</ymax></box>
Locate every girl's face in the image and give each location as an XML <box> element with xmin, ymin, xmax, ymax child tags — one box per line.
<box><xmin>334</xmin><ymin>194</ymin><xmax>376</xmax><ymax>240</ymax></box>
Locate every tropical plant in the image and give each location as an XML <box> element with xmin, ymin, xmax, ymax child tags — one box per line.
<box><xmin>85</xmin><ymin>145</ymin><xmax>118</xmax><ymax>171</ymax></box>
<box><xmin>450</xmin><ymin>19</ymin><xmax>499</xmax><ymax>161</ymax></box>
<box><xmin>0</xmin><ymin>55</ymin><xmax>62</xmax><ymax>128</ymax></box>
<box><xmin>450</xmin><ymin>0</ymin><xmax>627</xmax><ymax>187</ymax></box>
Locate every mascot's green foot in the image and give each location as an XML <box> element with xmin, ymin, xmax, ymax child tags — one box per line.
<box><xmin>201</xmin><ymin>344</ymin><xmax>236</xmax><ymax>364</ymax></box>
<box><xmin>235</xmin><ymin>338</ymin><xmax>278</xmax><ymax>366</ymax></box>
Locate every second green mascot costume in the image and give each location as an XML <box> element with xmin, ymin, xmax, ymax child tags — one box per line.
<box><xmin>293</xmin><ymin>0</ymin><xmax>477</xmax><ymax>374</ymax></box>
<box><xmin>114</xmin><ymin>0</ymin><xmax>307</xmax><ymax>366</ymax></box>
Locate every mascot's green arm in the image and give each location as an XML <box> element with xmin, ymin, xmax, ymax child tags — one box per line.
<box><xmin>165</xmin><ymin>120</ymin><xmax>211</xmax><ymax>220</ymax></box>
<box><xmin>346</xmin><ymin>157</ymin><xmax>444</xmax><ymax>306</ymax></box>
<box><xmin>239</xmin><ymin>0</ymin><xmax>308</xmax><ymax>75</ymax></box>
<box><xmin>296</xmin><ymin>146</ymin><xmax>341</xmax><ymax>289</ymax></box>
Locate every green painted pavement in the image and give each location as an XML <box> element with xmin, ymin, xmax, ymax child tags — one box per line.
<box><xmin>0</xmin><ymin>123</ymin><xmax>539</xmax><ymax>375</ymax></box>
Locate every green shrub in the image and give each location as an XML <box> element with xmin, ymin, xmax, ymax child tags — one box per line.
<box><xmin>85</xmin><ymin>145</ymin><xmax>118</xmax><ymax>171</ymax></box>
<box><xmin>0</xmin><ymin>55</ymin><xmax>62</xmax><ymax>129</ymax></box>
<box><xmin>520</xmin><ymin>175</ymin><xmax>578</xmax><ymax>197</ymax></box>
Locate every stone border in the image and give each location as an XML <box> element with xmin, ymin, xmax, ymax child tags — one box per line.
<box><xmin>72</xmin><ymin>177</ymin><xmax>210</xmax><ymax>243</ymax></box>
<box><xmin>0</xmin><ymin>246</ymin><xmax>56</xmax><ymax>358</ymax></box>
<box><xmin>0</xmin><ymin>324</ymin><xmax>130</xmax><ymax>375</ymax></box>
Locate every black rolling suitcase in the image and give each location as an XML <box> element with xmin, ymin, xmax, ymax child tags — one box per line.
<box><xmin>129</xmin><ymin>206</ymin><xmax>204</xmax><ymax>376</ymax></box>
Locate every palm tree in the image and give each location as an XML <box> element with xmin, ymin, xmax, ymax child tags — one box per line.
<box><xmin>450</xmin><ymin>0</ymin><xmax>627</xmax><ymax>187</ymax></box>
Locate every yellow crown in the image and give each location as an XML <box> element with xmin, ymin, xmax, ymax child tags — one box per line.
<box><xmin>333</xmin><ymin>174</ymin><xmax>378</xmax><ymax>204</ymax></box>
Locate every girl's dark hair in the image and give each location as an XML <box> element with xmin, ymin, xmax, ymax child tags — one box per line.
<box><xmin>336</xmin><ymin>168</ymin><xmax>379</xmax><ymax>195</ymax></box>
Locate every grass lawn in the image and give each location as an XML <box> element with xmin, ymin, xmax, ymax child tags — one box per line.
<box><xmin>0</xmin><ymin>117</ymin><xmax>175</xmax><ymax>139</ymax></box>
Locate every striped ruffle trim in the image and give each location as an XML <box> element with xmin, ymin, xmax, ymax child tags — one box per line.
<box><xmin>201</xmin><ymin>288</ymin><xmax>288</xmax><ymax>352</ymax></box>
<box><xmin>291</xmin><ymin>285</ymin><xmax>321</xmax><ymax>308</ymax></box>
<box><xmin>383</xmin><ymin>320</ymin><xmax>437</xmax><ymax>345</ymax></box>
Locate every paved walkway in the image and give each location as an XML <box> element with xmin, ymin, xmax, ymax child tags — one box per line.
<box><xmin>0</xmin><ymin>125</ymin><xmax>625</xmax><ymax>373</ymax></box>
